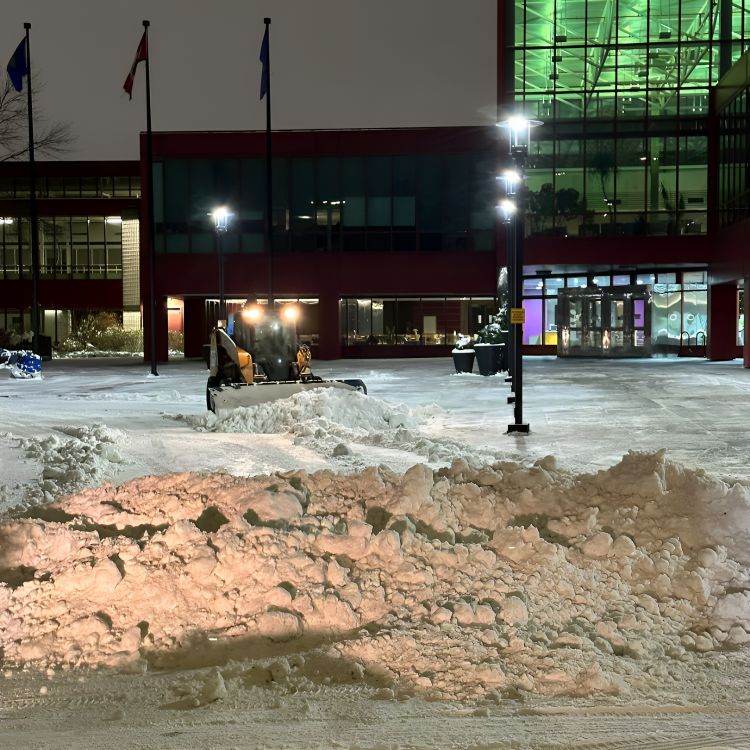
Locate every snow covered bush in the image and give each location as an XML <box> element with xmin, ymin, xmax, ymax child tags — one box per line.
<box><xmin>453</xmin><ymin>334</ymin><xmax>474</xmax><ymax>350</ymax></box>
<box><xmin>58</xmin><ymin>313</ymin><xmax>143</xmax><ymax>354</ymax></box>
<box><xmin>168</xmin><ymin>329</ymin><xmax>184</xmax><ymax>353</ymax></box>
<box><xmin>476</xmin><ymin>321</ymin><xmax>505</xmax><ymax>345</ymax></box>
<box><xmin>0</xmin><ymin>328</ymin><xmax>33</xmax><ymax>348</ymax></box>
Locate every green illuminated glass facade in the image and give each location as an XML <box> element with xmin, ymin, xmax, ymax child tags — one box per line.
<box><xmin>717</xmin><ymin>53</ymin><xmax>750</xmax><ymax>227</ymax></box>
<box><xmin>511</xmin><ymin>0</ymin><xmax>750</xmax><ymax>237</ymax></box>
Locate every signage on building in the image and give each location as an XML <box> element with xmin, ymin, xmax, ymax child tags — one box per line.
<box><xmin>510</xmin><ymin>307</ymin><xmax>525</xmax><ymax>324</ymax></box>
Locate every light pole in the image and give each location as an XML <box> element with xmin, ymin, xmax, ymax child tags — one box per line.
<box><xmin>211</xmin><ymin>206</ymin><xmax>232</xmax><ymax>325</ymax></box>
<box><xmin>497</xmin><ymin>116</ymin><xmax>542</xmax><ymax>434</ymax></box>
<box><xmin>499</xmin><ymin>169</ymin><xmax>521</xmax><ymax>391</ymax></box>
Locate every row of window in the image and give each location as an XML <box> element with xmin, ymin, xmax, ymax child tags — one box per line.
<box><xmin>520</xmin><ymin>270</ymin><xmax>708</xmax><ymax>346</ymax></box>
<box><xmin>523</xmin><ymin>134</ymin><xmax>708</xmax><ymax>236</ymax></box>
<box><xmin>340</xmin><ymin>272</ymin><xmax>710</xmax><ymax>347</ymax></box>
<box><xmin>514</xmin><ymin>0</ymin><xmax>750</xmax><ymax>118</ymax></box>
<box><xmin>2</xmin><ymin>271</ymin><xmax>736</xmax><ymax>354</ymax></box>
<box><xmin>0</xmin><ymin>216</ymin><xmax>123</xmax><ymax>280</ymax></box>
<box><xmin>0</xmin><ymin>175</ymin><xmax>140</xmax><ymax>200</ymax></box>
<box><xmin>718</xmin><ymin>88</ymin><xmax>750</xmax><ymax>227</ymax></box>
<box><xmin>341</xmin><ymin>296</ymin><xmax>499</xmax><ymax>346</ymax></box>
<box><xmin>153</xmin><ymin>154</ymin><xmax>498</xmax><ymax>253</ymax></box>
<box><xmin>516</xmin><ymin>0</ymin><xmax>749</xmax><ymax>47</ymax></box>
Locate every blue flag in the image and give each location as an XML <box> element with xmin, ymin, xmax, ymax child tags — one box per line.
<box><xmin>7</xmin><ymin>38</ymin><xmax>28</xmax><ymax>93</ymax></box>
<box><xmin>259</xmin><ymin>26</ymin><xmax>269</xmax><ymax>100</ymax></box>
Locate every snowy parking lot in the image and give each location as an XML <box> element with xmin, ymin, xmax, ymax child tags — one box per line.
<box><xmin>2</xmin><ymin>355</ymin><xmax>750</xmax><ymax>510</ymax></box>
<box><xmin>2</xmin><ymin>355</ymin><xmax>750</xmax><ymax>749</ymax></box>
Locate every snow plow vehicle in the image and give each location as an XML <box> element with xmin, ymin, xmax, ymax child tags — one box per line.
<box><xmin>206</xmin><ymin>302</ymin><xmax>366</xmax><ymax>415</ymax></box>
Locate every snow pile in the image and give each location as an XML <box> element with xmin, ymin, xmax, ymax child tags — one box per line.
<box><xmin>7</xmin><ymin>424</ymin><xmax>128</xmax><ymax>506</ymax></box>
<box><xmin>176</xmin><ymin>388</ymin><xmax>496</xmax><ymax>464</ymax></box>
<box><xmin>64</xmin><ymin>388</ymin><xmax>197</xmax><ymax>403</ymax></box>
<box><xmin>54</xmin><ymin>350</ymin><xmax>143</xmax><ymax>359</ymax></box>
<box><xmin>53</xmin><ymin>349</ymin><xmax>184</xmax><ymax>359</ymax></box>
<box><xmin>1</xmin><ymin>450</ymin><xmax>749</xmax><ymax>702</ymax></box>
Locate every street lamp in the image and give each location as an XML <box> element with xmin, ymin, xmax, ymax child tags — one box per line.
<box><xmin>211</xmin><ymin>206</ymin><xmax>232</xmax><ymax>324</ymax></box>
<box><xmin>497</xmin><ymin>115</ymin><xmax>542</xmax><ymax>434</ymax></box>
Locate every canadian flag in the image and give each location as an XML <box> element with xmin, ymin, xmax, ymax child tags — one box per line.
<box><xmin>123</xmin><ymin>30</ymin><xmax>148</xmax><ymax>99</ymax></box>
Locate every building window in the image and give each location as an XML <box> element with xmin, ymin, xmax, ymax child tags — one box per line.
<box><xmin>154</xmin><ymin>154</ymin><xmax>497</xmax><ymax>255</ymax></box>
<box><xmin>340</xmin><ymin>296</ymin><xmax>498</xmax><ymax>346</ymax></box>
<box><xmin>0</xmin><ymin>216</ymin><xmax>123</xmax><ymax>280</ymax></box>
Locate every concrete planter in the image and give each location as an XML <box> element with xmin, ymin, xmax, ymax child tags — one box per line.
<box><xmin>474</xmin><ymin>343</ymin><xmax>506</xmax><ymax>376</ymax></box>
<box><xmin>451</xmin><ymin>349</ymin><xmax>475</xmax><ymax>374</ymax></box>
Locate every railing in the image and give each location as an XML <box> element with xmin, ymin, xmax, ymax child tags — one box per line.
<box><xmin>678</xmin><ymin>330</ymin><xmax>707</xmax><ymax>357</ymax></box>
<box><xmin>3</xmin><ymin>264</ymin><xmax>122</xmax><ymax>278</ymax></box>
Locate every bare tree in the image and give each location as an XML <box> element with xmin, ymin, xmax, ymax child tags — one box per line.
<box><xmin>0</xmin><ymin>78</ymin><xmax>74</xmax><ymax>162</ymax></box>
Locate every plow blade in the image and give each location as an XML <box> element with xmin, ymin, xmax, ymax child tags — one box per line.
<box><xmin>208</xmin><ymin>378</ymin><xmax>367</xmax><ymax>417</ymax></box>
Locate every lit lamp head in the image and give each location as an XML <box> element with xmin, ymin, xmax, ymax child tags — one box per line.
<box><xmin>211</xmin><ymin>206</ymin><xmax>232</xmax><ymax>232</ymax></box>
<box><xmin>497</xmin><ymin>115</ymin><xmax>543</xmax><ymax>158</ymax></box>
<box><xmin>499</xmin><ymin>168</ymin><xmax>522</xmax><ymax>196</ymax></box>
<box><xmin>498</xmin><ymin>198</ymin><xmax>517</xmax><ymax>224</ymax></box>
<box><xmin>281</xmin><ymin>304</ymin><xmax>300</xmax><ymax>323</ymax></box>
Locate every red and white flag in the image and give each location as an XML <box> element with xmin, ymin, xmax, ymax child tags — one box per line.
<box><xmin>123</xmin><ymin>30</ymin><xmax>148</xmax><ymax>99</ymax></box>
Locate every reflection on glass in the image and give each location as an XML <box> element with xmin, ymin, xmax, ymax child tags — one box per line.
<box><xmin>522</xmin><ymin>298</ymin><xmax>543</xmax><ymax>344</ymax></box>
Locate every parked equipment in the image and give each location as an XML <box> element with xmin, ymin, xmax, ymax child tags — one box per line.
<box><xmin>206</xmin><ymin>303</ymin><xmax>366</xmax><ymax>415</ymax></box>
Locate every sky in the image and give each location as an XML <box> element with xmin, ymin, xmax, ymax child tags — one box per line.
<box><xmin>0</xmin><ymin>1</ymin><xmax>497</xmax><ymax>161</ymax></box>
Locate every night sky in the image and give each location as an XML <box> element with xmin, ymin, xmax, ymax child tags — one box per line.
<box><xmin>1</xmin><ymin>1</ymin><xmax>497</xmax><ymax>160</ymax></box>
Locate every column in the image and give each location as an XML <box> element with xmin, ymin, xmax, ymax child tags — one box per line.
<box><xmin>183</xmin><ymin>297</ymin><xmax>206</xmax><ymax>359</ymax></box>
<box><xmin>316</xmin><ymin>292</ymin><xmax>342</xmax><ymax>360</ymax></box>
<box><xmin>708</xmin><ymin>281</ymin><xmax>738</xmax><ymax>361</ymax></box>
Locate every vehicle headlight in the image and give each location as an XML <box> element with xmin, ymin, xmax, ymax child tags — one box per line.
<box><xmin>281</xmin><ymin>305</ymin><xmax>299</xmax><ymax>323</ymax></box>
<box><xmin>242</xmin><ymin>305</ymin><xmax>264</xmax><ymax>322</ymax></box>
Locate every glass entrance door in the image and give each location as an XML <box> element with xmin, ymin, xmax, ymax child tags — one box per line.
<box><xmin>558</xmin><ymin>285</ymin><xmax>651</xmax><ymax>357</ymax></box>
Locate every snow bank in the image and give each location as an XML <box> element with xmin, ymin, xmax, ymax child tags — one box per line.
<box><xmin>175</xmin><ymin>388</ymin><xmax>496</xmax><ymax>465</ymax></box>
<box><xmin>1</xmin><ymin>450</ymin><xmax>749</xmax><ymax>701</ymax></box>
<box><xmin>1</xmin><ymin>425</ymin><xmax>128</xmax><ymax>508</ymax></box>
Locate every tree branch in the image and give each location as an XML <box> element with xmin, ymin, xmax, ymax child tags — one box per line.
<box><xmin>0</xmin><ymin>78</ymin><xmax>75</xmax><ymax>162</ymax></box>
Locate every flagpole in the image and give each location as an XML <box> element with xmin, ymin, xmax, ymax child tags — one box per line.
<box><xmin>263</xmin><ymin>17</ymin><xmax>274</xmax><ymax>310</ymax></box>
<box><xmin>142</xmin><ymin>20</ymin><xmax>158</xmax><ymax>376</ymax></box>
<box><xmin>23</xmin><ymin>23</ymin><xmax>40</xmax><ymax>355</ymax></box>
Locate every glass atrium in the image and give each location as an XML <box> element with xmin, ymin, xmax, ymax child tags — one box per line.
<box><xmin>511</xmin><ymin>0</ymin><xmax>750</xmax><ymax>237</ymax></box>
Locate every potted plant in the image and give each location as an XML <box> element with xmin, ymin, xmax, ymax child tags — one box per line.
<box><xmin>451</xmin><ymin>334</ymin><xmax>475</xmax><ymax>374</ymax></box>
<box><xmin>474</xmin><ymin>321</ymin><xmax>507</xmax><ymax>376</ymax></box>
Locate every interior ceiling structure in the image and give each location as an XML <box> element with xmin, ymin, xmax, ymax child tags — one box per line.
<box><xmin>516</xmin><ymin>0</ymin><xmax>722</xmax><ymax>113</ymax></box>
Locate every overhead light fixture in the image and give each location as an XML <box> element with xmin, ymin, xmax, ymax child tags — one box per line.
<box><xmin>105</xmin><ymin>216</ymin><xmax>122</xmax><ymax>224</ymax></box>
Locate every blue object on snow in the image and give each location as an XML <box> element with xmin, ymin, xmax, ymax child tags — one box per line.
<box><xmin>13</xmin><ymin>350</ymin><xmax>42</xmax><ymax>377</ymax></box>
<box><xmin>0</xmin><ymin>348</ymin><xmax>42</xmax><ymax>378</ymax></box>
